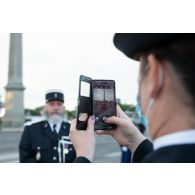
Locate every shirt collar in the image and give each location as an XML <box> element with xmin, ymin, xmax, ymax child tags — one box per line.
<box><xmin>153</xmin><ymin>129</ymin><xmax>195</xmax><ymax>150</ymax></box>
<box><xmin>48</xmin><ymin>120</ymin><xmax>63</xmax><ymax>133</ymax></box>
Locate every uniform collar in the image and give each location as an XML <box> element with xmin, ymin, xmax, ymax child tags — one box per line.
<box><xmin>153</xmin><ymin>129</ymin><xmax>195</xmax><ymax>150</ymax></box>
<box><xmin>42</xmin><ymin>120</ymin><xmax>65</xmax><ymax>127</ymax></box>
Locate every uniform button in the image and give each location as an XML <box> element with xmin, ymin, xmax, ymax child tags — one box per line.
<box><xmin>64</xmin><ymin>148</ymin><xmax>69</xmax><ymax>154</ymax></box>
<box><xmin>53</xmin><ymin>146</ymin><xmax>57</xmax><ymax>150</ymax></box>
<box><xmin>53</xmin><ymin>156</ymin><xmax>57</xmax><ymax>160</ymax></box>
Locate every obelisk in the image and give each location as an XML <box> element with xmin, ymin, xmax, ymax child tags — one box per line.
<box><xmin>2</xmin><ymin>33</ymin><xmax>25</xmax><ymax>128</ymax></box>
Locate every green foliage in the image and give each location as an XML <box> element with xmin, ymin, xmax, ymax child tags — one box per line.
<box><xmin>118</xmin><ymin>102</ymin><xmax>135</xmax><ymax>112</ymax></box>
<box><xmin>66</xmin><ymin>110</ymin><xmax>76</xmax><ymax>120</ymax></box>
<box><xmin>25</xmin><ymin>106</ymin><xmax>43</xmax><ymax>116</ymax></box>
<box><xmin>25</xmin><ymin>102</ymin><xmax>135</xmax><ymax>119</ymax></box>
<box><xmin>25</xmin><ymin>106</ymin><xmax>76</xmax><ymax>120</ymax></box>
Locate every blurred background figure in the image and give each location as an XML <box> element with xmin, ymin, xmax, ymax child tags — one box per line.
<box><xmin>19</xmin><ymin>89</ymin><xmax>76</xmax><ymax>163</ymax></box>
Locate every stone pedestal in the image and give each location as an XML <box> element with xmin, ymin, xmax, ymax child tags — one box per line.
<box><xmin>2</xmin><ymin>33</ymin><xmax>25</xmax><ymax>128</ymax></box>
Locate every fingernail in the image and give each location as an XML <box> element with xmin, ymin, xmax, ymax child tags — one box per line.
<box><xmin>90</xmin><ymin>115</ymin><xmax>95</xmax><ymax>120</ymax></box>
<box><xmin>103</xmin><ymin>117</ymin><xmax>108</xmax><ymax>122</ymax></box>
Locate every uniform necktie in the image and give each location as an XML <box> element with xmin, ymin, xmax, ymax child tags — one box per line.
<box><xmin>53</xmin><ymin>124</ymin><xmax>58</xmax><ymax>135</ymax></box>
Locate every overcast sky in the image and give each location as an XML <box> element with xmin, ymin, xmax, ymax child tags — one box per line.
<box><xmin>0</xmin><ymin>33</ymin><xmax>139</xmax><ymax>110</ymax></box>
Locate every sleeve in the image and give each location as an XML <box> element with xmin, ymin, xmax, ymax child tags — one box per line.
<box><xmin>73</xmin><ymin>156</ymin><xmax>91</xmax><ymax>163</ymax></box>
<box><xmin>132</xmin><ymin>139</ymin><xmax>153</xmax><ymax>163</ymax></box>
<box><xmin>19</xmin><ymin>126</ymin><xmax>36</xmax><ymax>163</ymax></box>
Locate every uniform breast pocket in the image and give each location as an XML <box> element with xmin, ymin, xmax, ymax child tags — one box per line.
<box><xmin>32</xmin><ymin>143</ymin><xmax>49</xmax><ymax>162</ymax></box>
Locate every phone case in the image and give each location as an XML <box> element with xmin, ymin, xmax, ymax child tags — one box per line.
<box><xmin>76</xmin><ymin>75</ymin><xmax>116</xmax><ymax>130</ymax></box>
<box><xmin>76</xmin><ymin>75</ymin><xmax>92</xmax><ymax>130</ymax></box>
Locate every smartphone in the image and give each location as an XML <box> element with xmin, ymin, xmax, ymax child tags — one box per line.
<box><xmin>92</xmin><ymin>80</ymin><xmax>116</xmax><ymax>130</ymax></box>
<box><xmin>76</xmin><ymin>75</ymin><xmax>92</xmax><ymax>130</ymax></box>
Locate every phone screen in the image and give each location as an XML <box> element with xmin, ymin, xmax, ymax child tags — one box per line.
<box><xmin>92</xmin><ymin>80</ymin><xmax>116</xmax><ymax>130</ymax></box>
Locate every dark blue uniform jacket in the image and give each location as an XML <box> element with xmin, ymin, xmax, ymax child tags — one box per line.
<box><xmin>19</xmin><ymin>120</ymin><xmax>76</xmax><ymax>163</ymax></box>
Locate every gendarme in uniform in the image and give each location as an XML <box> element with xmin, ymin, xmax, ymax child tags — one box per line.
<box><xmin>19</xmin><ymin>90</ymin><xmax>76</xmax><ymax>163</ymax></box>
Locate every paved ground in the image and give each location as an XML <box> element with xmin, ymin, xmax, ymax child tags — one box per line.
<box><xmin>0</xmin><ymin>129</ymin><xmax>121</xmax><ymax>163</ymax></box>
<box><xmin>94</xmin><ymin>134</ymin><xmax>121</xmax><ymax>163</ymax></box>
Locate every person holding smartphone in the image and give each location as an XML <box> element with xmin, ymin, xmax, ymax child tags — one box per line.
<box><xmin>70</xmin><ymin>33</ymin><xmax>195</xmax><ymax>163</ymax></box>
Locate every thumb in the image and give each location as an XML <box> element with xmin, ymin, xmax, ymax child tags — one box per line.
<box><xmin>87</xmin><ymin>115</ymin><xmax>95</xmax><ymax>131</ymax></box>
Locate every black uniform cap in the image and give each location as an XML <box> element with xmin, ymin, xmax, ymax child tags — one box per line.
<box><xmin>113</xmin><ymin>33</ymin><xmax>195</xmax><ymax>60</ymax></box>
<box><xmin>45</xmin><ymin>89</ymin><xmax>64</xmax><ymax>103</ymax></box>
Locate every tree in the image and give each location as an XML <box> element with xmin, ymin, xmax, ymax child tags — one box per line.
<box><xmin>25</xmin><ymin>106</ymin><xmax>44</xmax><ymax>116</ymax></box>
<box><xmin>66</xmin><ymin>110</ymin><xmax>76</xmax><ymax>120</ymax></box>
<box><xmin>118</xmin><ymin>102</ymin><xmax>135</xmax><ymax>112</ymax></box>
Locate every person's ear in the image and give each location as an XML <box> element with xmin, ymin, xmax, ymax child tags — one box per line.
<box><xmin>147</xmin><ymin>54</ymin><xmax>164</xmax><ymax>98</ymax></box>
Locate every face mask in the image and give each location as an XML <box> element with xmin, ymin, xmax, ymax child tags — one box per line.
<box><xmin>137</xmin><ymin>63</ymin><xmax>163</xmax><ymax>134</ymax></box>
<box><xmin>135</xmin><ymin>102</ymin><xmax>146</xmax><ymax>128</ymax></box>
<box><xmin>136</xmin><ymin>97</ymin><xmax>155</xmax><ymax>131</ymax></box>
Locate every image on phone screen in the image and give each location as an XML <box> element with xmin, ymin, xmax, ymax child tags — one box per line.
<box><xmin>92</xmin><ymin>80</ymin><xmax>116</xmax><ymax>130</ymax></box>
